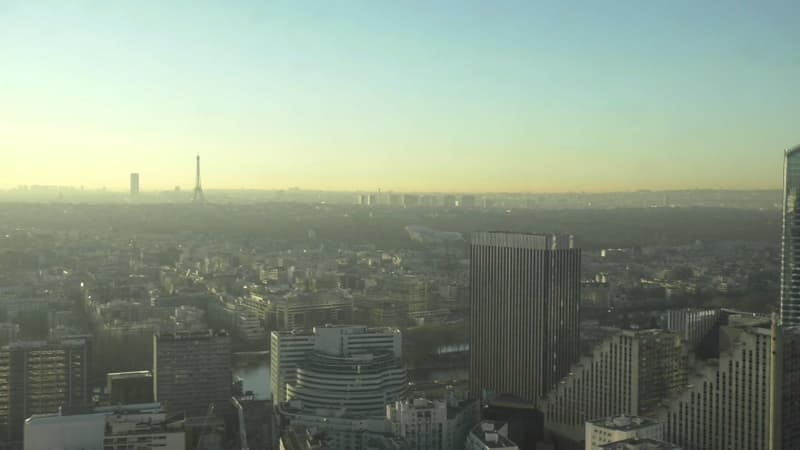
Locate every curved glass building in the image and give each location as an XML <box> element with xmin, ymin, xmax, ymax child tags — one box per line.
<box><xmin>782</xmin><ymin>145</ymin><xmax>800</xmax><ymax>326</ymax></box>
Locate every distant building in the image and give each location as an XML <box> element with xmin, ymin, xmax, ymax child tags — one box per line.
<box><xmin>107</xmin><ymin>371</ymin><xmax>154</xmax><ymax>405</ymax></box>
<box><xmin>585</xmin><ymin>416</ymin><xmax>664</xmax><ymax>450</ymax></box>
<box><xmin>130</xmin><ymin>173</ymin><xmax>140</xmax><ymax>196</ymax></box>
<box><xmin>24</xmin><ymin>403</ymin><xmax>184</xmax><ymax>450</ymax></box>
<box><xmin>470</xmin><ymin>232</ymin><xmax>580</xmax><ymax>404</ymax></box>
<box><xmin>270</xmin><ymin>325</ymin><xmax>403</xmax><ymax>407</ymax></box>
<box><xmin>782</xmin><ymin>144</ymin><xmax>800</xmax><ymax>326</ymax></box>
<box><xmin>0</xmin><ymin>338</ymin><xmax>91</xmax><ymax>444</ymax></box>
<box><xmin>387</xmin><ymin>398</ymin><xmax>448</xmax><ymax>449</ymax></box>
<box><xmin>153</xmin><ymin>330</ymin><xmax>231</xmax><ymax>417</ymax></box>
<box><xmin>465</xmin><ymin>421</ymin><xmax>519</xmax><ymax>450</ymax></box>
<box><xmin>266</xmin><ymin>291</ymin><xmax>354</xmax><ymax>331</ymax></box>
<box><xmin>663</xmin><ymin>309</ymin><xmax>720</xmax><ymax>351</ymax></box>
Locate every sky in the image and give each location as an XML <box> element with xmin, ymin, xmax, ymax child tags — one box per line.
<box><xmin>1</xmin><ymin>1</ymin><xmax>798</xmax><ymax>193</ymax></box>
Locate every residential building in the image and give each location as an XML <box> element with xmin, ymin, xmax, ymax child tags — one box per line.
<box><xmin>541</xmin><ymin>330</ymin><xmax>687</xmax><ymax>440</ymax></box>
<box><xmin>24</xmin><ymin>403</ymin><xmax>184</xmax><ymax>450</ymax></box>
<box><xmin>153</xmin><ymin>330</ymin><xmax>231</xmax><ymax>417</ymax></box>
<box><xmin>469</xmin><ymin>232</ymin><xmax>581</xmax><ymax>404</ymax></box>
<box><xmin>585</xmin><ymin>416</ymin><xmax>664</xmax><ymax>450</ymax></box>
<box><xmin>465</xmin><ymin>421</ymin><xmax>518</xmax><ymax>450</ymax></box>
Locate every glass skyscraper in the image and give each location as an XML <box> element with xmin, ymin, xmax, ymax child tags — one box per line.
<box><xmin>782</xmin><ymin>146</ymin><xmax>800</xmax><ymax>326</ymax></box>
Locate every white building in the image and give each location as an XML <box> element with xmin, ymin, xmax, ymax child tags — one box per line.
<box><xmin>465</xmin><ymin>421</ymin><xmax>518</xmax><ymax>450</ymax></box>
<box><xmin>24</xmin><ymin>403</ymin><xmax>185</xmax><ymax>450</ymax></box>
<box><xmin>585</xmin><ymin>416</ymin><xmax>664</xmax><ymax>450</ymax></box>
<box><xmin>271</xmin><ymin>325</ymin><xmax>402</xmax><ymax>404</ymax></box>
<box><xmin>387</xmin><ymin>398</ymin><xmax>448</xmax><ymax>450</ymax></box>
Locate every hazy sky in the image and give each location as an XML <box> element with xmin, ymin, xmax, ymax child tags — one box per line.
<box><xmin>2</xmin><ymin>1</ymin><xmax>798</xmax><ymax>192</ymax></box>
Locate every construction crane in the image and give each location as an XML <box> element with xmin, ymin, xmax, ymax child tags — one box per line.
<box><xmin>232</xmin><ymin>397</ymin><xmax>250</xmax><ymax>450</ymax></box>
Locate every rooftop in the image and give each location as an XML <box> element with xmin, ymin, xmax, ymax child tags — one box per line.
<box><xmin>599</xmin><ymin>438</ymin><xmax>681</xmax><ymax>449</ymax></box>
<box><xmin>589</xmin><ymin>415</ymin><xmax>660</xmax><ymax>431</ymax></box>
<box><xmin>469</xmin><ymin>421</ymin><xmax>517</xmax><ymax>448</ymax></box>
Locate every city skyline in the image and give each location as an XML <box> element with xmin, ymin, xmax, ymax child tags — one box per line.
<box><xmin>2</xmin><ymin>1</ymin><xmax>798</xmax><ymax>192</ymax></box>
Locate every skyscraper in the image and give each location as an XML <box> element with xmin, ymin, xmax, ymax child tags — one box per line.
<box><xmin>469</xmin><ymin>232</ymin><xmax>580</xmax><ymax>404</ymax></box>
<box><xmin>781</xmin><ymin>145</ymin><xmax>800</xmax><ymax>326</ymax></box>
<box><xmin>129</xmin><ymin>173</ymin><xmax>139</xmax><ymax>196</ymax></box>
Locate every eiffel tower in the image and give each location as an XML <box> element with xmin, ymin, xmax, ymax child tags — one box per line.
<box><xmin>193</xmin><ymin>154</ymin><xmax>205</xmax><ymax>203</ymax></box>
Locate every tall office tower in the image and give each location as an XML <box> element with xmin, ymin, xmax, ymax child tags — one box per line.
<box><xmin>0</xmin><ymin>338</ymin><xmax>90</xmax><ymax>444</ymax></box>
<box><xmin>129</xmin><ymin>172</ymin><xmax>139</xmax><ymax>196</ymax></box>
<box><xmin>771</xmin><ymin>323</ymin><xmax>800</xmax><ymax>450</ymax></box>
<box><xmin>540</xmin><ymin>330</ymin><xmax>687</xmax><ymax>441</ymax></box>
<box><xmin>659</xmin><ymin>315</ymin><xmax>773</xmax><ymax>450</ymax></box>
<box><xmin>469</xmin><ymin>232</ymin><xmax>580</xmax><ymax>404</ymax></box>
<box><xmin>781</xmin><ymin>145</ymin><xmax>800</xmax><ymax>326</ymax></box>
<box><xmin>153</xmin><ymin>330</ymin><xmax>231</xmax><ymax>417</ymax></box>
<box><xmin>271</xmin><ymin>325</ymin><xmax>401</xmax><ymax>404</ymax></box>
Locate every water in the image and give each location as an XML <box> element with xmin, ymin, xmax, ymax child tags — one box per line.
<box><xmin>233</xmin><ymin>352</ymin><xmax>271</xmax><ymax>400</ymax></box>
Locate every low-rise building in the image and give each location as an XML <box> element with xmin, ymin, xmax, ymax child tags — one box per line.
<box><xmin>465</xmin><ymin>421</ymin><xmax>518</xmax><ymax>450</ymax></box>
<box><xmin>585</xmin><ymin>416</ymin><xmax>663</xmax><ymax>450</ymax></box>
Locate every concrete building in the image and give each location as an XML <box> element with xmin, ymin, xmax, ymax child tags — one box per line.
<box><xmin>465</xmin><ymin>421</ymin><xmax>518</xmax><ymax>450</ymax></box>
<box><xmin>266</xmin><ymin>292</ymin><xmax>354</xmax><ymax>331</ymax></box>
<box><xmin>271</xmin><ymin>325</ymin><xmax>402</xmax><ymax>404</ymax></box>
<box><xmin>153</xmin><ymin>330</ymin><xmax>231</xmax><ymax>417</ymax></box>
<box><xmin>24</xmin><ymin>403</ymin><xmax>184</xmax><ymax>450</ymax></box>
<box><xmin>107</xmin><ymin>371</ymin><xmax>154</xmax><ymax>405</ymax></box>
<box><xmin>585</xmin><ymin>416</ymin><xmax>664</xmax><ymax>450</ymax></box>
<box><xmin>470</xmin><ymin>232</ymin><xmax>580</xmax><ymax>404</ymax></box>
<box><xmin>387</xmin><ymin>398</ymin><xmax>448</xmax><ymax>450</ymax></box>
<box><xmin>663</xmin><ymin>309</ymin><xmax>720</xmax><ymax>350</ymax></box>
<box><xmin>773</xmin><ymin>324</ymin><xmax>800</xmax><ymax>450</ymax></box>
<box><xmin>782</xmin><ymin>145</ymin><xmax>800</xmax><ymax>326</ymax></box>
<box><xmin>658</xmin><ymin>315</ymin><xmax>772</xmax><ymax>450</ymax></box>
<box><xmin>0</xmin><ymin>338</ymin><xmax>90</xmax><ymax>444</ymax></box>
<box><xmin>541</xmin><ymin>330</ymin><xmax>687</xmax><ymax>441</ymax></box>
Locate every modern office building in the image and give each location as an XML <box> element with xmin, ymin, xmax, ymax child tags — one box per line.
<box><xmin>465</xmin><ymin>421</ymin><xmax>519</xmax><ymax>450</ymax></box>
<box><xmin>541</xmin><ymin>329</ymin><xmax>687</xmax><ymax>441</ymax></box>
<box><xmin>153</xmin><ymin>330</ymin><xmax>231</xmax><ymax>417</ymax></box>
<box><xmin>585</xmin><ymin>416</ymin><xmax>664</xmax><ymax>450</ymax></box>
<box><xmin>658</xmin><ymin>315</ymin><xmax>773</xmax><ymax>450</ymax></box>
<box><xmin>770</xmin><ymin>322</ymin><xmax>800</xmax><ymax>450</ymax></box>
<box><xmin>469</xmin><ymin>232</ymin><xmax>581</xmax><ymax>404</ymax></box>
<box><xmin>266</xmin><ymin>292</ymin><xmax>355</xmax><ymax>331</ymax></box>
<box><xmin>271</xmin><ymin>325</ymin><xmax>402</xmax><ymax>404</ymax></box>
<box><xmin>130</xmin><ymin>172</ymin><xmax>140</xmax><ymax>196</ymax></box>
<box><xmin>782</xmin><ymin>145</ymin><xmax>800</xmax><ymax>326</ymax></box>
<box><xmin>0</xmin><ymin>338</ymin><xmax>90</xmax><ymax>444</ymax></box>
<box><xmin>107</xmin><ymin>371</ymin><xmax>154</xmax><ymax>405</ymax></box>
<box><xmin>24</xmin><ymin>403</ymin><xmax>184</xmax><ymax>450</ymax></box>
<box><xmin>663</xmin><ymin>308</ymin><xmax>721</xmax><ymax>351</ymax></box>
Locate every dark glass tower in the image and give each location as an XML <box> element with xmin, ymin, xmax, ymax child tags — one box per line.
<box><xmin>782</xmin><ymin>145</ymin><xmax>800</xmax><ymax>326</ymax></box>
<box><xmin>469</xmin><ymin>232</ymin><xmax>580</xmax><ymax>404</ymax></box>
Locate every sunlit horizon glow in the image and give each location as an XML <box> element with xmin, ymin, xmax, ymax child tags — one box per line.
<box><xmin>1</xmin><ymin>1</ymin><xmax>798</xmax><ymax>192</ymax></box>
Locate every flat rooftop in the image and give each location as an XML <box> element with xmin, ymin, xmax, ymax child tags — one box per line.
<box><xmin>589</xmin><ymin>415</ymin><xmax>660</xmax><ymax>431</ymax></box>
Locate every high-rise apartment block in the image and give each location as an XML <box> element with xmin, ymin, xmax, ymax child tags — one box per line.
<box><xmin>469</xmin><ymin>232</ymin><xmax>581</xmax><ymax>404</ymax></box>
<box><xmin>153</xmin><ymin>330</ymin><xmax>231</xmax><ymax>417</ymax></box>
<box><xmin>0</xmin><ymin>338</ymin><xmax>90</xmax><ymax>444</ymax></box>
<box><xmin>659</xmin><ymin>315</ymin><xmax>772</xmax><ymax>450</ymax></box>
<box><xmin>541</xmin><ymin>330</ymin><xmax>687</xmax><ymax>440</ymax></box>
<box><xmin>781</xmin><ymin>145</ymin><xmax>800</xmax><ymax>326</ymax></box>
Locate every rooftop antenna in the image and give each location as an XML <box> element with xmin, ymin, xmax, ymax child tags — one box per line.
<box><xmin>193</xmin><ymin>154</ymin><xmax>205</xmax><ymax>203</ymax></box>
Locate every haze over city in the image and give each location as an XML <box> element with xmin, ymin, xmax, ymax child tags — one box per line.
<box><xmin>3</xmin><ymin>1</ymin><xmax>798</xmax><ymax>192</ymax></box>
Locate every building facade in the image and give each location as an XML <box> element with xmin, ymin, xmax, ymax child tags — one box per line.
<box><xmin>782</xmin><ymin>145</ymin><xmax>800</xmax><ymax>326</ymax></box>
<box><xmin>0</xmin><ymin>338</ymin><xmax>90</xmax><ymax>445</ymax></box>
<box><xmin>153</xmin><ymin>330</ymin><xmax>231</xmax><ymax>417</ymax></box>
<box><xmin>585</xmin><ymin>416</ymin><xmax>664</xmax><ymax>450</ymax></box>
<box><xmin>387</xmin><ymin>398</ymin><xmax>448</xmax><ymax>450</ymax></box>
<box><xmin>541</xmin><ymin>330</ymin><xmax>687</xmax><ymax>440</ymax></box>
<box><xmin>469</xmin><ymin>232</ymin><xmax>581</xmax><ymax>404</ymax></box>
<box><xmin>271</xmin><ymin>325</ymin><xmax>402</xmax><ymax>404</ymax></box>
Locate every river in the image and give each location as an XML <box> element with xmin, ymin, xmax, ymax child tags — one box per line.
<box><xmin>233</xmin><ymin>352</ymin><xmax>271</xmax><ymax>400</ymax></box>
